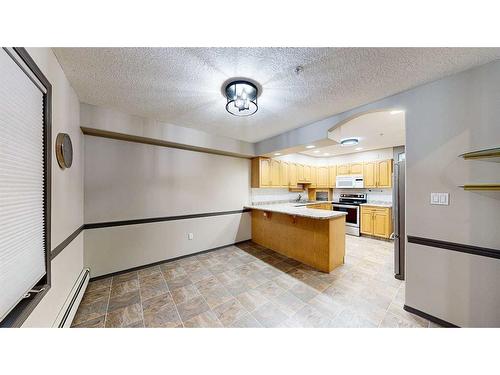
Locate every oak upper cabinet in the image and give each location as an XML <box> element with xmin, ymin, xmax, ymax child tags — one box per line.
<box><xmin>317</xmin><ymin>166</ymin><xmax>329</xmax><ymax>188</ymax></box>
<box><xmin>304</xmin><ymin>164</ymin><xmax>312</xmax><ymax>182</ymax></box>
<box><xmin>328</xmin><ymin>165</ymin><xmax>337</xmax><ymax>188</ymax></box>
<box><xmin>350</xmin><ymin>162</ymin><xmax>363</xmax><ymax>175</ymax></box>
<box><xmin>377</xmin><ymin>159</ymin><xmax>393</xmax><ymax>188</ymax></box>
<box><xmin>297</xmin><ymin>164</ymin><xmax>305</xmax><ymax>182</ymax></box>
<box><xmin>288</xmin><ymin>163</ymin><xmax>298</xmax><ymax>187</ymax></box>
<box><xmin>270</xmin><ymin>159</ymin><xmax>281</xmax><ymax>187</ymax></box>
<box><xmin>309</xmin><ymin>166</ymin><xmax>317</xmax><ymax>188</ymax></box>
<box><xmin>360</xmin><ymin>205</ymin><xmax>392</xmax><ymax>239</ymax></box>
<box><xmin>251</xmin><ymin>157</ymin><xmax>271</xmax><ymax>188</ymax></box>
<box><xmin>363</xmin><ymin>161</ymin><xmax>377</xmax><ymax>188</ymax></box>
<box><xmin>337</xmin><ymin>163</ymin><xmax>350</xmax><ymax>175</ymax></box>
<box><xmin>280</xmin><ymin>161</ymin><xmax>289</xmax><ymax>188</ymax></box>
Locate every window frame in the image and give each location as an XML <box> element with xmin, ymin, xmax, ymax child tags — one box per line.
<box><xmin>0</xmin><ymin>47</ymin><xmax>52</xmax><ymax>327</ymax></box>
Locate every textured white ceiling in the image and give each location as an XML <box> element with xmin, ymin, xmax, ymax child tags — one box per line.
<box><xmin>53</xmin><ymin>48</ymin><xmax>500</xmax><ymax>143</ymax></box>
<box><xmin>301</xmin><ymin>111</ymin><xmax>405</xmax><ymax>157</ymax></box>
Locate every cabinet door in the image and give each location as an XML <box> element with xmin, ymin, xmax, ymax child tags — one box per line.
<box><xmin>360</xmin><ymin>208</ymin><xmax>373</xmax><ymax>235</ymax></box>
<box><xmin>260</xmin><ymin>158</ymin><xmax>271</xmax><ymax>187</ymax></box>
<box><xmin>328</xmin><ymin>165</ymin><xmax>337</xmax><ymax>188</ymax></box>
<box><xmin>363</xmin><ymin>162</ymin><xmax>376</xmax><ymax>188</ymax></box>
<box><xmin>297</xmin><ymin>164</ymin><xmax>305</xmax><ymax>182</ymax></box>
<box><xmin>377</xmin><ymin>159</ymin><xmax>392</xmax><ymax>188</ymax></box>
<box><xmin>373</xmin><ymin>211</ymin><xmax>389</xmax><ymax>238</ymax></box>
<box><xmin>317</xmin><ymin>166</ymin><xmax>328</xmax><ymax>188</ymax></box>
<box><xmin>304</xmin><ymin>165</ymin><xmax>311</xmax><ymax>182</ymax></box>
<box><xmin>270</xmin><ymin>159</ymin><xmax>281</xmax><ymax>187</ymax></box>
<box><xmin>350</xmin><ymin>162</ymin><xmax>363</xmax><ymax>175</ymax></box>
<box><xmin>280</xmin><ymin>162</ymin><xmax>289</xmax><ymax>187</ymax></box>
<box><xmin>289</xmin><ymin>163</ymin><xmax>297</xmax><ymax>187</ymax></box>
<box><xmin>309</xmin><ymin>166</ymin><xmax>317</xmax><ymax>188</ymax></box>
<box><xmin>337</xmin><ymin>164</ymin><xmax>350</xmax><ymax>175</ymax></box>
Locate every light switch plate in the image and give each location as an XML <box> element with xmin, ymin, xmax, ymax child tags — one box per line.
<box><xmin>188</xmin><ymin>233</ymin><xmax>194</xmax><ymax>240</ymax></box>
<box><xmin>431</xmin><ymin>192</ymin><xmax>449</xmax><ymax>205</ymax></box>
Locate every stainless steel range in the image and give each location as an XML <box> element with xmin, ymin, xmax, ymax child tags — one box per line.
<box><xmin>332</xmin><ymin>193</ymin><xmax>367</xmax><ymax>236</ymax></box>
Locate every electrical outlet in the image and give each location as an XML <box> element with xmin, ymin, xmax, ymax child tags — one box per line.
<box><xmin>188</xmin><ymin>233</ymin><xmax>194</xmax><ymax>240</ymax></box>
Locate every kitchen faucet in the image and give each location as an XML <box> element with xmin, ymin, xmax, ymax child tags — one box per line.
<box><xmin>296</xmin><ymin>194</ymin><xmax>302</xmax><ymax>202</ymax></box>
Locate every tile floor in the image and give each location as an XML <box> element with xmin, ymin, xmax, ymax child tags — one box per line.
<box><xmin>72</xmin><ymin>236</ymin><xmax>437</xmax><ymax>328</ymax></box>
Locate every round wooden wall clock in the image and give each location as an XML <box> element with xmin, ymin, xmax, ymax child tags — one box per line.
<box><xmin>55</xmin><ymin>133</ymin><xmax>73</xmax><ymax>169</ymax></box>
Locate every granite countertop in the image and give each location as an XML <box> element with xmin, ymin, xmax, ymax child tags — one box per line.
<box><xmin>360</xmin><ymin>202</ymin><xmax>393</xmax><ymax>208</ymax></box>
<box><xmin>245</xmin><ymin>202</ymin><xmax>346</xmax><ymax>220</ymax></box>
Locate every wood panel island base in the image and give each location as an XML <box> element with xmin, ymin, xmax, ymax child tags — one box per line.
<box><xmin>249</xmin><ymin>207</ymin><xmax>346</xmax><ymax>273</ymax></box>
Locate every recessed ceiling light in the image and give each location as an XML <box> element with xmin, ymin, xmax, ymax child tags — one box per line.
<box><xmin>355</xmin><ymin>147</ymin><xmax>363</xmax><ymax>151</ymax></box>
<box><xmin>323</xmin><ymin>153</ymin><xmax>330</xmax><ymax>156</ymax></box>
<box><xmin>305</xmin><ymin>145</ymin><xmax>315</xmax><ymax>149</ymax></box>
<box><xmin>274</xmin><ymin>153</ymin><xmax>281</xmax><ymax>156</ymax></box>
<box><xmin>390</xmin><ymin>110</ymin><xmax>403</xmax><ymax>115</ymax></box>
<box><xmin>340</xmin><ymin>138</ymin><xmax>359</xmax><ymax>146</ymax></box>
<box><xmin>295</xmin><ymin>66</ymin><xmax>304</xmax><ymax>75</ymax></box>
<box><xmin>313</xmin><ymin>150</ymin><xmax>320</xmax><ymax>154</ymax></box>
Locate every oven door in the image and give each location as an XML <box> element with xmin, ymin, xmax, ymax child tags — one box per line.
<box><xmin>332</xmin><ymin>204</ymin><xmax>359</xmax><ymax>227</ymax></box>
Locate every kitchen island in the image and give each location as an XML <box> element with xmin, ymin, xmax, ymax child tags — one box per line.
<box><xmin>245</xmin><ymin>203</ymin><xmax>347</xmax><ymax>273</ymax></box>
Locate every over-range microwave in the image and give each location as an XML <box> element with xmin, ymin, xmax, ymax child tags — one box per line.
<box><xmin>336</xmin><ymin>175</ymin><xmax>364</xmax><ymax>189</ymax></box>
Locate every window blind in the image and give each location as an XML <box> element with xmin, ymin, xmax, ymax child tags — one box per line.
<box><xmin>0</xmin><ymin>49</ymin><xmax>46</xmax><ymax>321</ymax></box>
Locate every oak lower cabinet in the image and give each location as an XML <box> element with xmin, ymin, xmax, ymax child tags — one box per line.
<box><xmin>360</xmin><ymin>205</ymin><xmax>392</xmax><ymax>239</ymax></box>
<box><xmin>308</xmin><ymin>203</ymin><xmax>332</xmax><ymax>210</ymax></box>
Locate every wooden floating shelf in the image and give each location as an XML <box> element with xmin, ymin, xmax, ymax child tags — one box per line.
<box><xmin>459</xmin><ymin>184</ymin><xmax>500</xmax><ymax>191</ymax></box>
<box><xmin>459</xmin><ymin>147</ymin><xmax>500</xmax><ymax>162</ymax></box>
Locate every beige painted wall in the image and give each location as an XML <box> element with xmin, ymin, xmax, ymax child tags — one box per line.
<box><xmin>83</xmin><ymin>134</ymin><xmax>252</xmax><ymax>276</ymax></box>
<box><xmin>22</xmin><ymin>48</ymin><xmax>84</xmax><ymax>327</ymax></box>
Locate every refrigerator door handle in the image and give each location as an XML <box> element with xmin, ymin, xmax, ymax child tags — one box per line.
<box><xmin>393</xmin><ymin>162</ymin><xmax>400</xmax><ymax>276</ymax></box>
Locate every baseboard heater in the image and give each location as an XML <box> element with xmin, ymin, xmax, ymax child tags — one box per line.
<box><xmin>53</xmin><ymin>268</ymin><xmax>90</xmax><ymax>328</ymax></box>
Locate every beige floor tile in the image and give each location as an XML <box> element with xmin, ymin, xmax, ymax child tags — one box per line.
<box><xmin>138</xmin><ymin>266</ymin><xmax>161</xmax><ymax>279</ymax></box>
<box><xmin>183</xmin><ymin>311</ymin><xmax>222</xmax><ymax>328</ymax></box>
<box><xmin>289</xmin><ymin>283</ymin><xmax>319</xmax><ymax>303</ymax></box>
<box><xmin>142</xmin><ymin>293</ymin><xmax>175</xmax><ymax>315</ymax></box>
<box><xmin>113</xmin><ymin>271</ymin><xmax>138</xmax><ymax>284</ymax></box>
<box><xmin>236</xmin><ymin>289</ymin><xmax>270</xmax><ymax>312</ymax></box>
<box><xmin>252</xmin><ymin>302</ymin><xmax>289</xmax><ymax>328</ymax></box>
<box><xmin>86</xmin><ymin>278</ymin><xmax>112</xmax><ymax>293</ymax></box>
<box><xmin>170</xmin><ymin>284</ymin><xmax>201</xmax><ymax>305</ymax></box>
<box><xmin>162</xmin><ymin>267</ymin><xmax>187</xmax><ymax>281</ymax></box>
<box><xmin>380</xmin><ymin>312</ymin><xmax>428</xmax><ymax>328</ymax></box>
<box><xmin>108</xmin><ymin>290</ymin><xmax>141</xmax><ymax>312</ymax></box>
<box><xmin>268</xmin><ymin>291</ymin><xmax>306</xmax><ymax>317</ymax></box>
<box><xmin>144</xmin><ymin>305</ymin><xmax>182</xmax><ymax>328</ymax></box>
<box><xmin>199</xmin><ymin>285</ymin><xmax>233</xmax><ymax>309</ymax></box>
<box><xmin>230</xmin><ymin>313</ymin><xmax>262</xmax><ymax>328</ymax></box>
<box><xmin>176</xmin><ymin>295</ymin><xmax>211</xmax><ymax>322</ymax></box>
<box><xmin>73</xmin><ymin>299</ymin><xmax>108</xmax><ymax>326</ymax></box>
<box><xmin>213</xmin><ymin>298</ymin><xmax>249</xmax><ymax>327</ymax></box>
<box><xmin>166</xmin><ymin>275</ymin><xmax>193</xmax><ymax>290</ymax></box>
<box><xmin>81</xmin><ymin>287</ymin><xmax>110</xmax><ymax>305</ymax></box>
<box><xmin>105</xmin><ymin>303</ymin><xmax>143</xmax><ymax>328</ymax></box>
<box><xmin>140</xmin><ymin>280</ymin><xmax>169</xmax><ymax>300</ymax></box>
<box><xmin>110</xmin><ymin>279</ymin><xmax>139</xmax><ymax>298</ymax></box>
<box><xmin>72</xmin><ymin>315</ymin><xmax>106</xmax><ymax>328</ymax></box>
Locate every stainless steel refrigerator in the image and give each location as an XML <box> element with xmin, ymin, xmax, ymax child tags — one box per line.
<box><xmin>393</xmin><ymin>159</ymin><xmax>405</xmax><ymax>280</ymax></box>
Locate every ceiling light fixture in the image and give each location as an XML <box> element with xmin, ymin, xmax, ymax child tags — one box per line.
<box><xmin>323</xmin><ymin>153</ymin><xmax>330</xmax><ymax>156</ymax></box>
<box><xmin>390</xmin><ymin>110</ymin><xmax>403</xmax><ymax>115</ymax></box>
<box><xmin>294</xmin><ymin>65</ymin><xmax>304</xmax><ymax>75</ymax></box>
<box><xmin>313</xmin><ymin>150</ymin><xmax>320</xmax><ymax>153</ymax></box>
<box><xmin>305</xmin><ymin>145</ymin><xmax>315</xmax><ymax>149</ymax></box>
<box><xmin>225</xmin><ymin>80</ymin><xmax>258</xmax><ymax>116</ymax></box>
<box><xmin>274</xmin><ymin>153</ymin><xmax>281</xmax><ymax>156</ymax></box>
<box><xmin>340</xmin><ymin>138</ymin><xmax>359</xmax><ymax>146</ymax></box>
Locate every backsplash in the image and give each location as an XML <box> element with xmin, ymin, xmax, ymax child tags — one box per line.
<box><xmin>251</xmin><ymin>188</ymin><xmax>305</xmax><ymax>204</ymax></box>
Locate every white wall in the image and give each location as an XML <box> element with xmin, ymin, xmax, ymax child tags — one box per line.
<box><xmin>22</xmin><ymin>48</ymin><xmax>84</xmax><ymax>327</ymax></box>
<box><xmin>84</xmin><ymin>134</ymin><xmax>252</xmax><ymax>277</ymax></box>
<box><xmin>81</xmin><ymin>103</ymin><xmax>255</xmax><ymax>157</ymax></box>
<box><xmin>254</xmin><ymin>60</ymin><xmax>500</xmax><ymax>327</ymax></box>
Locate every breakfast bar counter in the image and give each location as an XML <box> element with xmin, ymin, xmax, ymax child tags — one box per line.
<box><xmin>245</xmin><ymin>203</ymin><xmax>347</xmax><ymax>273</ymax></box>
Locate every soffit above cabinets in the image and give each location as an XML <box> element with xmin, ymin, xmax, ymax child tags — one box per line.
<box><xmin>53</xmin><ymin>47</ymin><xmax>500</xmax><ymax>143</ymax></box>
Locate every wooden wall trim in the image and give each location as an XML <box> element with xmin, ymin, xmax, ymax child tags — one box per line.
<box><xmin>81</xmin><ymin>126</ymin><xmax>254</xmax><ymax>159</ymax></box>
<box><xmin>407</xmin><ymin>235</ymin><xmax>500</xmax><ymax>260</ymax></box>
